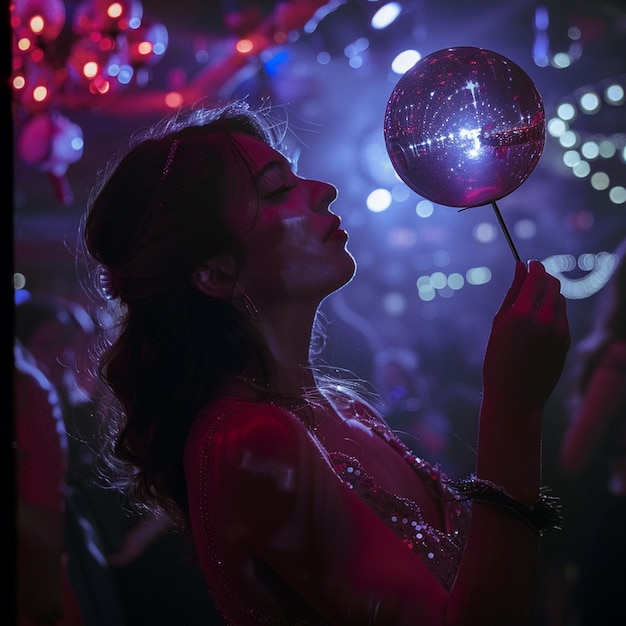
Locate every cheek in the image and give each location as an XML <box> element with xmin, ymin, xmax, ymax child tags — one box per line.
<box><xmin>247</xmin><ymin>213</ymin><xmax>308</xmax><ymax>255</ymax></box>
<box><xmin>242</xmin><ymin>226</ymin><xmax>307</xmax><ymax>291</ymax></box>
<box><xmin>277</xmin><ymin>215</ymin><xmax>312</xmax><ymax>251</ymax></box>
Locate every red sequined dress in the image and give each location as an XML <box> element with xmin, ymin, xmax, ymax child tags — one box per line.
<box><xmin>184</xmin><ymin>397</ymin><xmax>470</xmax><ymax>625</ymax></box>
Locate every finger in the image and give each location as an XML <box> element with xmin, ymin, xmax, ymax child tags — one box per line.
<box><xmin>535</xmin><ymin>272</ymin><xmax>570</xmax><ymax>348</ymax></box>
<box><xmin>514</xmin><ymin>260</ymin><xmax>547</xmax><ymax>312</ymax></box>
<box><xmin>498</xmin><ymin>260</ymin><xmax>527</xmax><ymax>313</ymax></box>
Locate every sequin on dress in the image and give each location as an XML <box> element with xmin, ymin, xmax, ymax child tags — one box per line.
<box><xmin>187</xmin><ymin>398</ymin><xmax>470</xmax><ymax>624</ymax></box>
<box><xmin>327</xmin><ymin>410</ymin><xmax>469</xmax><ymax>592</ymax></box>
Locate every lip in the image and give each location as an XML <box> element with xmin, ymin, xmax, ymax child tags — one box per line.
<box><xmin>323</xmin><ymin>216</ymin><xmax>346</xmax><ymax>241</ymax></box>
<box><xmin>325</xmin><ymin>228</ymin><xmax>348</xmax><ymax>242</ymax></box>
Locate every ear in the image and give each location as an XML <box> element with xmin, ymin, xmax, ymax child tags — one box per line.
<box><xmin>191</xmin><ymin>256</ymin><xmax>244</xmax><ymax>300</ymax></box>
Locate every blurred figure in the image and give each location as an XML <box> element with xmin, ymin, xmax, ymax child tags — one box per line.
<box><xmin>14</xmin><ymin>293</ymin><xmax>94</xmax><ymax>399</ymax></box>
<box><xmin>14</xmin><ymin>340</ymin><xmax>83</xmax><ymax>626</ymax></box>
<box><xmin>14</xmin><ymin>293</ymin><xmax>98</xmax><ymax>485</ymax></box>
<box><xmin>559</xmin><ymin>238</ymin><xmax>626</xmax><ymax>624</ymax></box>
<box><xmin>106</xmin><ymin>512</ymin><xmax>173</xmax><ymax>567</ymax></box>
<box><xmin>15</xmin><ymin>292</ymin><xmax>219</xmax><ymax>625</ymax></box>
<box><xmin>15</xmin><ymin>292</ymin><xmax>126</xmax><ymax>625</ymax></box>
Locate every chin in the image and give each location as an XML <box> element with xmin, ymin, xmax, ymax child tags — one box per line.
<box><xmin>336</xmin><ymin>256</ymin><xmax>357</xmax><ymax>290</ymax></box>
<box><xmin>318</xmin><ymin>252</ymin><xmax>356</xmax><ymax>298</ymax></box>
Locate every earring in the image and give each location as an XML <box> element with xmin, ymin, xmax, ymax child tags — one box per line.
<box><xmin>241</xmin><ymin>293</ymin><xmax>260</xmax><ymax>321</ymax></box>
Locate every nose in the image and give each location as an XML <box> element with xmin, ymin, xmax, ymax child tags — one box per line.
<box><xmin>310</xmin><ymin>179</ymin><xmax>337</xmax><ymax>212</ymax></box>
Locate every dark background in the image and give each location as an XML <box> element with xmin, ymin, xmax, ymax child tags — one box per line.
<box><xmin>12</xmin><ymin>0</ymin><xmax>626</xmax><ymax>460</ymax></box>
<box><xmin>10</xmin><ymin>1</ymin><xmax>626</xmax><ymax>624</ymax></box>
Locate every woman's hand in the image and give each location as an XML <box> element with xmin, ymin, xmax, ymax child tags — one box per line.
<box><xmin>482</xmin><ymin>260</ymin><xmax>570</xmax><ymax>416</ymax></box>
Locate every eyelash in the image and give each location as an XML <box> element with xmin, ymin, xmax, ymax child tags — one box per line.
<box><xmin>266</xmin><ymin>183</ymin><xmax>296</xmax><ymax>199</ymax></box>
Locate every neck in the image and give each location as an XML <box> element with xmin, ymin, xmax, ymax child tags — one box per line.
<box><xmin>249</xmin><ymin>302</ymin><xmax>319</xmax><ymax>387</ymax></box>
<box><xmin>232</xmin><ymin>368</ymin><xmax>325</xmax><ymax>431</ymax></box>
<box><xmin>237</xmin><ymin>361</ymin><xmax>317</xmax><ymax>398</ymax></box>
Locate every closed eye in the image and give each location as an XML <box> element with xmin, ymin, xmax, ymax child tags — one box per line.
<box><xmin>264</xmin><ymin>182</ymin><xmax>297</xmax><ymax>199</ymax></box>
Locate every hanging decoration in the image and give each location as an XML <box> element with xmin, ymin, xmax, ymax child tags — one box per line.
<box><xmin>10</xmin><ymin>0</ymin><xmax>334</xmax><ymax>206</ymax></box>
<box><xmin>11</xmin><ymin>0</ymin><xmax>169</xmax><ymax>205</ymax></box>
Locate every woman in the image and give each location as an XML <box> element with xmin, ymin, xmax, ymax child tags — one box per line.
<box><xmin>559</xmin><ymin>238</ymin><xmax>626</xmax><ymax>624</ymax></box>
<box><xmin>81</xmin><ymin>101</ymin><xmax>569</xmax><ymax>625</ymax></box>
<box><xmin>14</xmin><ymin>340</ymin><xmax>85</xmax><ymax>626</ymax></box>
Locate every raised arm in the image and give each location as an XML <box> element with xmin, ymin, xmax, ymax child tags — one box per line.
<box><xmin>448</xmin><ymin>260</ymin><xmax>570</xmax><ymax>624</ymax></box>
<box><xmin>191</xmin><ymin>262</ymin><xmax>569</xmax><ymax>625</ymax></box>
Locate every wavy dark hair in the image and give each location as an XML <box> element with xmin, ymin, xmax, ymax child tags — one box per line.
<box><xmin>80</xmin><ymin>101</ymin><xmax>304</xmax><ymax>528</ymax></box>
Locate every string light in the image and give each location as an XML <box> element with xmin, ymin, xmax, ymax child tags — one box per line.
<box><xmin>547</xmin><ymin>76</ymin><xmax>626</xmax><ymax>206</ymax></box>
<box><xmin>533</xmin><ymin>4</ymin><xmax>583</xmax><ymax>69</ymax></box>
<box><xmin>413</xmin><ymin>267</ymin><xmax>491</xmax><ymax>302</ymax></box>
<box><xmin>543</xmin><ymin>251</ymin><xmax>619</xmax><ymax>299</ymax></box>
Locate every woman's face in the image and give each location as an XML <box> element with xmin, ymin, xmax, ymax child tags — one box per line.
<box><xmin>232</xmin><ymin>133</ymin><xmax>356</xmax><ymax>304</ymax></box>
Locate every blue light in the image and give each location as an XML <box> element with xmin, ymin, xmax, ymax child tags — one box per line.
<box><xmin>264</xmin><ymin>50</ymin><xmax>289</xmax><ymax>77</ymax></box>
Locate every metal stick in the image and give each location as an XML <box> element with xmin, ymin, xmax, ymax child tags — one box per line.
<box><xmin>491</xmin><ymin>200</ymin><xmax>521</xmax><ymax>262</ymax></box>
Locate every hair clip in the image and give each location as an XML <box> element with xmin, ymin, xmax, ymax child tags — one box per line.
<box><xmin>160</xmin><ymin>138</ymin><xmax>180</xmax><ymax>183</ymax></box>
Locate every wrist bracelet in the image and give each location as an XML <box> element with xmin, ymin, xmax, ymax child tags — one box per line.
<box><xmin>446</xmin><ymin>475</ymin><xmax>563</xmax><ymax>536</ymax></box>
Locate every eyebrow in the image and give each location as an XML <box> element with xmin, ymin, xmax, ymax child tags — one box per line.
<box><xmin>254</xmin><ymin>158</ymin><xmax>291</xmax><ymax>181</ymax></box>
